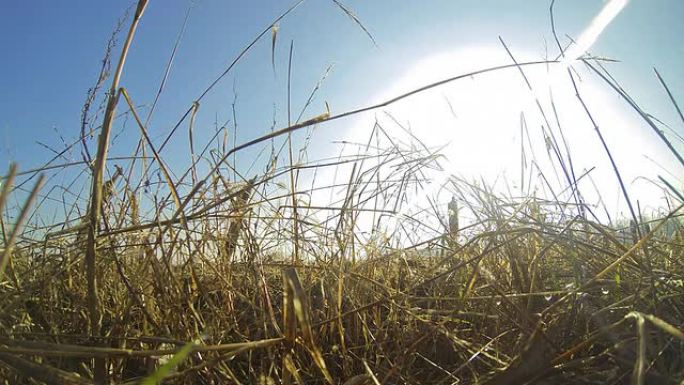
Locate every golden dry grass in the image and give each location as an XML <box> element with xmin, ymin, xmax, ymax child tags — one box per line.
<box><xmin>0</xmin><ymin>1</ymin><xmax>683</xmax><ymax>384</ymax></box>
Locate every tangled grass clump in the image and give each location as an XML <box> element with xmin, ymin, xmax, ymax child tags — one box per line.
<box><xmin>1</xmin><ymin>158</ymin><xmax>683</xmax><ymax>384</ymax></box>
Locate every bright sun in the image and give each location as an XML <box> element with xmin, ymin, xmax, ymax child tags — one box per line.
<box><xmin>304</xmin><ymin>0</ymin><xmax>679</xmax><ymax>234</ymax></box>
<box><xmin>336</xmin><ymin>47</ymin><xmax>676</xmax><ymax>221</ymax></box>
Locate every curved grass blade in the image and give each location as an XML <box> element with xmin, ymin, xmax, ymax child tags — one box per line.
<box><xmin>140</xmin><ymin>342</ymin><xmax>195</xmax><ymax>385</ymax></box>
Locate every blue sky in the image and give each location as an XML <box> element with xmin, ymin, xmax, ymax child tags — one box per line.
<box><xmin>1</xmin><ymin>0</ymin><xmax>683</xmax><ymax>223</ymax></box>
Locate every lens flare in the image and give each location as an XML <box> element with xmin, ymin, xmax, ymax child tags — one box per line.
<box><xmin>563</xmin><ymin>0</ymin><xmax>630</xmax><ymax>64</ymax></box>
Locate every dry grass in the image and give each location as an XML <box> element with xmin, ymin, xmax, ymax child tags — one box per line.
<box><xmin>1</xmin><ymin>1</ymin><xmax>683</xmax><ymax>384</ymax></box>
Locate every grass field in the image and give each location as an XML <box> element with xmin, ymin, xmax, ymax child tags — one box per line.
<box><xmin>1</xmin><ymin>1</ymin><xmax>683</xmax><ymax>384</ymax></box>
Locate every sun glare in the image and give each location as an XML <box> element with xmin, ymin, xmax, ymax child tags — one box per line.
<box><xmin>326</xmin><ymin>47</ymin><xmax>675</xmax><ymax>227</ymax></box>
<box><xmin>563</xmin><ymin>0</ymin><xmax>629</xmax><ymax>64</ymax></box>
<box><xmin>314</xmin><ymin>0</ymin><xmax>659</xmax><ymax>227</ymax></box>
